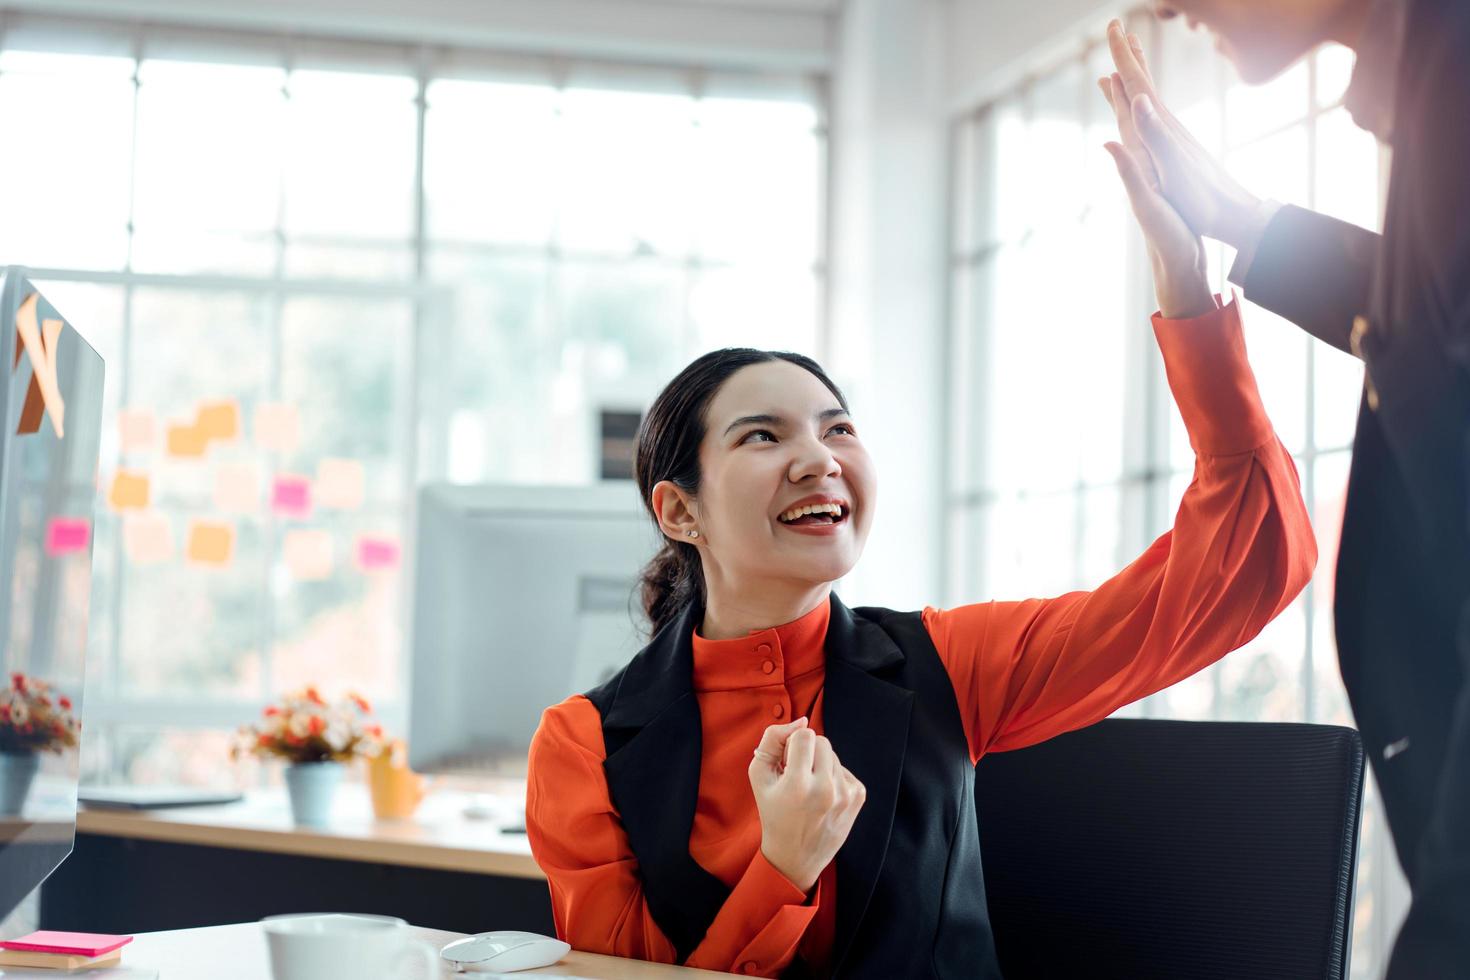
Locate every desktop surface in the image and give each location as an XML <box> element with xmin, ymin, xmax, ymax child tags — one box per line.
<box><xmin>121</xmin><ymin>922</ymin><xmax>730</xmax><ymax>979</ymax></box>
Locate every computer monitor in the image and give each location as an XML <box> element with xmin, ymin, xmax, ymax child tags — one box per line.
<box><xmin>408</xmin><ymin>482</ymin><xmax>658</xmax><ymax>776</ymax></box>
<box><xmin>0</xmin><ymin>270</ymin><xmax>105</xmax><ymax>923</ymax></box>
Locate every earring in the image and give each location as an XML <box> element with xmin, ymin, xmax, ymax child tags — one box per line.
<box><xmin>686</xmin><ymin>530</ymin><xmax>700</xmax><ymax>539</ymax></box>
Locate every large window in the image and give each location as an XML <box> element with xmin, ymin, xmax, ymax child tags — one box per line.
<box><xmin>947</xmin><ymin>12</ymin><xmax>1398</xmax><ymax>978</ymax></box>
<box><xmin>0</xmin><ymin>16</ymin><xmax>824</xmax><ymax>789</ymax></box>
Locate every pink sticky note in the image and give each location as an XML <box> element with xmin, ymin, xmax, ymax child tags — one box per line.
<box><xmin>282</xmin><ymin>529</ymin><xmax>333</xmax><ymax>581</ymax></box>
<box><xmin>122</xmin><ymin>513</ymin><xmax>174</xmax><ymax>565</ymax></box>
<box><xmin>254</xmin><ymin>403</ymin><xmax>300</xmax><ymax>454</ymax></box>
<box><xmin>117</xmin><ymin>409</ymin><xmax>156</xmax><ymax>454</ymax></box>
<box><xmin>271</xmin><ymin>475</ymin><xmax>312</xmax><ymax>518</ymax></box>
<box><xmin>45</xmin><ymin>518</ymin><xmax>91</xmax><ymax>556</ymax></box>
<box><xmin>355</xmin><ymin>535</ymin><xmax>400</xmax><ymax>572</ymax></box>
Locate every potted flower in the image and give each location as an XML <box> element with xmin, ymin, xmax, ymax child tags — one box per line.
<box><xmin>0</xmin><ymin>673</ymin><xmax>80</xmax><ymax>817</ymax></box>
<box><xmin>232</xmin><ymin>687</ymin><xmax>382</xmax><ymax>827</ymax></box>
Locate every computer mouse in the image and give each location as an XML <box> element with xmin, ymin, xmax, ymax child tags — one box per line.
<box><xmin>440</xmin><ymin>931</ymin><xmax>572</xmax><ymax>973</ymax></box>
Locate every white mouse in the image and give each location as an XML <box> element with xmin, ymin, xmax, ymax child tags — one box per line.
<box><xmin>440</xmin><ymin>931</ymin><xmax>572</xmax><ymax>973</ymax></box>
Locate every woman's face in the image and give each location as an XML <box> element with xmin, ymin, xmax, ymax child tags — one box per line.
<box><xmin>1152</xmin><ymin>0</ymin><xmax>1351</xmax><ymax>84</ymax></box>
<box><xmin>683</xmin><ymin>360</ymin><xmax>876</xmax><ymax>594</ymax></box>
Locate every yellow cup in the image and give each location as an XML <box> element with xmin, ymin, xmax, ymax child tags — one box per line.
<box><xmin>368</xmin><ymin>740</ymin><xmax>427</xmax><ymax>821</ymax></box>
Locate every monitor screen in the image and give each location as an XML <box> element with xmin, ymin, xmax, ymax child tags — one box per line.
<box><xmin>0</xmin><ymin>271</ymin><xmax>105</xmax><ymax>922</ymax></box>
<box><xmin>409</xmin><ymin>482</ymin><xmax>656</xmax><ymax>776</ymax></box>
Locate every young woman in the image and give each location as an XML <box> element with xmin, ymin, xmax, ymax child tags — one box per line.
<box><xmin>525</xmin><ymin>105</ymin><xmax>1317</xmax><ymax>978</ymax></box>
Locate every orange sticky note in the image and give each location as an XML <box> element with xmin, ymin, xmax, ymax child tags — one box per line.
<box><xmin>196</xmin><ymin>400</ymin><xmax>240</xmax><ymax>443</ymax></box>
<box><xmin>254</xmin><ymin>403</ymin><xmax>300</xmax><ymax>454</ymax></box>
<box><xmin>122</xmin><ymin>512</ymin><xmax>174</xmax><ymax>564</ymax></box>
<box><xmin>186</xmin><ymin>521</ymin><xmax>235</xmax><ymax>566</ymax></box>
<box><xmin>117</xmin><ymin>409</ymin><xmax>156</xmax><ymax>454</ymax></box>
<box><xmin>107</xmin><ymin>470</ymin><xmax>150</xmax><ymax>511</ymax></box>
<box><xmin>316</xmin><ymin>458</ymin><xmax>365</xmax><ymax>511</ymax></box>
<box><xmin>282</xmin><ymin>529</ymin><xmax>333</xmax><ymax>581</ymax></box>
<box><xmin>166</xmin><ymin>424</ymin><xmax>207</xmax><ymax>458</ymax></box>
<box><xmin>213</xmin><ymin>461</ymin><xmax>260</xmax><ymax>514</ymax></box>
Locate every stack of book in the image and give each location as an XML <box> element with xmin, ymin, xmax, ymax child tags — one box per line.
<box><xmin>0</xmin><ymin>931</ymin><xmax>133</xmax><ymax>973</ymax></box>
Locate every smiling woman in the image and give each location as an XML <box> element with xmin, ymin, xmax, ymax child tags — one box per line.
<box><xmin>526</xmin><ymin>286</ymin><xmax>1316</xmax><ymax>977</ymax></box>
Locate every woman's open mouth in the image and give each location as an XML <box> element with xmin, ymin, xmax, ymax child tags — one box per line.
<box><xmin>777</xmin><ymin>501</ymin><xmax>850</xmax><ymax>533</ymax></box>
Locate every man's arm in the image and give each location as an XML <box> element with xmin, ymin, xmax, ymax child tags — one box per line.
<box><xmin>1234</xmin><ymin>205</ymin><xmax>1380</xmax><ymax>356</ymax></box>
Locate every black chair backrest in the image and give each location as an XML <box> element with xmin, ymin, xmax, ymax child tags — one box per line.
<box><xmin>975</xmin><ymin>719</ymin><xmax>1364</xmax><ymax>980</ymax></box>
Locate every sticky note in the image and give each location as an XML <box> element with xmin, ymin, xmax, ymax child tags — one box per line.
<box><xmin>122</xmin><ymin>513</ymin><xmax>173</xmax><ymax>564</ymax></box>
<box><xmin>254</xmin><ymin>403</ymin><xmax>300</xmax><ymax>454</ymax></box>
<box><xmin>282</xmin><ymin>529</ymin><xmax>333</xmax><ymax>581</ymax></box>
<box><xmin>213</xmin><ymin>461</ymin><xmax>260</xmax><ymax>514</ymax></box>
<box><xmin>106</xmin><ymin>470</ymin><xmax>150</xmax><ymax>511</ymax></box>
<box><xmin>316</xmin><ymin>458</ymin><xmax>365</xmax><ymax>511</ymax></box>
<box><xmin>196</xmin><ymin>400</ymin><xmax>240</xmax><ymax>443</ymax></box>
<box><xmin>355</xmin><ymin>535</ymin><xmax>400</xmax><ymax>572</ymax></box>
<box><xmin>45</xmin><ymin>518</ymin><xmax>90</xmax><ymax>556</ymax></box>
<box><xmin>166</xmin><ymin>424</ymin><xmax>207</xmax><ymax>458</ymax></box>
<box><xmin>186</xmin><ymin>521</ymin><xmax>235</xmax><ymax>566</ymax></box>
<box><xmin>271</xmin><ymin>475</ymin><xmax>311</xmax><ymax>518</ymax></box>
<box><xmin>117</xmin><ymin>409</ymin><xmax>156</xmax><ymax>454</ymax></box>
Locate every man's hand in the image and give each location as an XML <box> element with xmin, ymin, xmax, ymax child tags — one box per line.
<box><xmin>748</xmin><ymin>718</ymin><xmax>866</xmax><ymax>894</ymax></box>
<box><xmin>1101</xmin><ymin>19</ymin><xmax>1265</xmax><ymax>251</ymax></box>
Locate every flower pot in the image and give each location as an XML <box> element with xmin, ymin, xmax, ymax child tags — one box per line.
<box><xmin>0</xmin><ymin>751</ymin><xmax>40</xmax><ymax>817</ymax></box>
<box><xmin>283</xmin><ymin>761</ymin><xmax>343</xmax><ymax>827</ymax></box>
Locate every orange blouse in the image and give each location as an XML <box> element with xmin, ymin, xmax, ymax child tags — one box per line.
<box><xmin>526</xmin><ymin>298</ymin><xmax>1316</xmax><ymax>978</ymax></box>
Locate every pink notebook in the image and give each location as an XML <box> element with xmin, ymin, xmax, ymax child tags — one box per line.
<box><xmin>0</xmin><ymin>931</ymin><xmax>133</xmax><ymax>957</ymax></box>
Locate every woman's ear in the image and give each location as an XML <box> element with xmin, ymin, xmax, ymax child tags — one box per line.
<box><xmin>651</xmin><ymin>480</ymin><xmax>700</xmax><ymax>544</ymax></box>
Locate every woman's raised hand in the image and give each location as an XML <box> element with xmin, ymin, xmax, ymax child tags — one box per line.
<box><xmin>1100</xmin><ymin>68</ymin><xmax>1216</xmax><ymax>320</ymax></box>
<box><xmin>748</xmin><ymin>718</ymin><xmax>866</xmax><ymax>894</ymax></box>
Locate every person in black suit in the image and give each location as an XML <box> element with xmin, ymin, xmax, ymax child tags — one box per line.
<box><xmin>1099</xmin><ymin>2</ymin><xmax>1470</xmax><ymax>975</ymax></box>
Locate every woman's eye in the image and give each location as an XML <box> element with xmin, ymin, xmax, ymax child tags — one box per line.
<box><xmin>828</xmin><ymin>424</ymin><xmax>855</xmax><ymax>437</ymax></box>
<box><xmin>742</xmin><ymin>430</ymin><xmax>776</xmax><ymax>444</ymax></box>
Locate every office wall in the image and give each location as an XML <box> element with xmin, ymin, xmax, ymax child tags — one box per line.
<box><xmin>948</xmin><ymin>0</ymin><xmax>1116</xmax><ymax>110</ymax></box>
<box><xmin>3</xmin><ymin>0</ymin><xmax>834</xmax><ymax>71</ymax></box>
<box><xmin>827</xmin><ymin>0</ymin><xmax>949</xmax><ymax>609</ymax></box>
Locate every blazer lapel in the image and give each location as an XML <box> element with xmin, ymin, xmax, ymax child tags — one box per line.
<box><xmin>823</xmin><ymin>595</ymin><xmax>914</xmax><ymax>974</ymax></box>
<box><xmin>599</xmin><ymin>601</ymin><xmax>731</xmax><ymax>962</ymax></box>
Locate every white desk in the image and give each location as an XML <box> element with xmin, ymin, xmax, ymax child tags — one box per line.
<box><xmin>122</xmin><ymin>922</ymin><xmax>731</xmax><ymax>979</ymax></box>
<box><xmin>46</xmin><ymin>790</ymin><xmax>552</xmax><ymax>938</ymax></box>
<box><xmin>75</xmin><ymin>789</ymin><xmax>542</xmax><ymax>879</ymax></box>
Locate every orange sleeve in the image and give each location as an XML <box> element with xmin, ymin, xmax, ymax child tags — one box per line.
<box><xmin>525</xmin><ymin>694</ymin><xmax>821</xmax><ymax>977</ymax></box>
<box><xmin>924</xmin><ymin>297</ymin><xmax>1317</xmax><ymax>762</ymax></box>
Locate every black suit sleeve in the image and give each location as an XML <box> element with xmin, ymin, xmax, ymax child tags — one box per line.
<box><xmin>1237</xmin><ymin>205</ymin><xmax>1381</xmax><ymax>356</ymax></box>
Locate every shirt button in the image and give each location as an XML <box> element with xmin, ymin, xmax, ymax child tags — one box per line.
<box><xmin>756</xmin><ymin>642</ymin><xmax>772</xmax><ymax>655</ymax></box>
<box><xmin>739</xmin><ymin>963</ymin><xmax>758</xmax><ymax>975</ymax></box>
<box><xmin>772</xmin><ymin>704</ymin><xmax>785</xmax><ymax>719</ymax></box>
<box><xmin>761</xmin><ymin>660</ymin><xmax>776</xmax><ymax>675</ymax></box>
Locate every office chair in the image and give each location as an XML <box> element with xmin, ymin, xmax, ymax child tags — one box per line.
<box><xmin>976</xmin><ymin>719</ymin><xmax>1364</xmax><ymax>980</ymax></box>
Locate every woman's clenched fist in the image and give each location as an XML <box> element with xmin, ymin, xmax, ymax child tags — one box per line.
<box><xmin>747</xmin><ymin>717</ymin><xmax>866</xmax><ymax>893</ymax></box>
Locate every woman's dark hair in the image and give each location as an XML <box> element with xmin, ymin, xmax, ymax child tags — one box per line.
<box><xmin>635</xmin><ymin>348</ymin><xmax>850</xmax><ymax>637</ymax></box>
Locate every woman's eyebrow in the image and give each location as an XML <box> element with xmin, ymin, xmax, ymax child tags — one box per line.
<box><xmin>722</xmin><ymin>408</ymin><xmax>849</xmax><ymax>436</ymax></box>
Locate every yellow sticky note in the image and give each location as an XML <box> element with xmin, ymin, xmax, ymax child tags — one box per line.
<box><xmin>122</xmin><ymin>512</ymin><xmax>174</xmax><ymax>564</ymax></box>
<box><xmin>213</xmin><ymin>461</ymin><xmax>260</xmax><ymax>514</ymax></box>
<box><xmin>107</xmin><ymin>470</ymin><xmax>151</xmax><ymax>511</ymax></box>
<box><xmin>186</xmin><ymin>521</ymin><xmax>235</xmax><ymax>567</ymax></box>
<box><xmin>117</xmin><ymin>409</ymin><xmax>156</xmax><ymax>454</ymax></box>
<box><xmin>282</xmin><ymin>529</ymin><xmax>333</xmax><ymax>581</ymax></box>
<box><xmin>167</xmin><ymin>424</ymin><xmax>207</xmax><ymax>458</ymax></box>
<box><xmin>196</xmin><ymin>400</ymin><xmax>240</xmax><ymax>443</ymax></box>
<box><xmin>254</xmin><ymin>403</ymin><xmax>300</xmax><ymax>454</ymax></box>
<box><xmin>316</xmin><ymin>458</ymin><xmax>365</xmax><ymax>511</ymax></box>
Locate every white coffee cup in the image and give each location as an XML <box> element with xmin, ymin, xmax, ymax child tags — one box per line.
<box><xmin>262</xmin><ymin>913</ymin><xmax>438</xmax><ymax>980</ymax></box>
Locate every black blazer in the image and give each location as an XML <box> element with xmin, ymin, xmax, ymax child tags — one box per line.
<box><xmin>583</xmin><ymin>595</ymin><xmax>1001</xmax><ymax>979</ymax></box>
<box><xmin>1239</xmin><ymin>2</ymin><xmax>1470</xmax><ymax>973</ymax></box>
